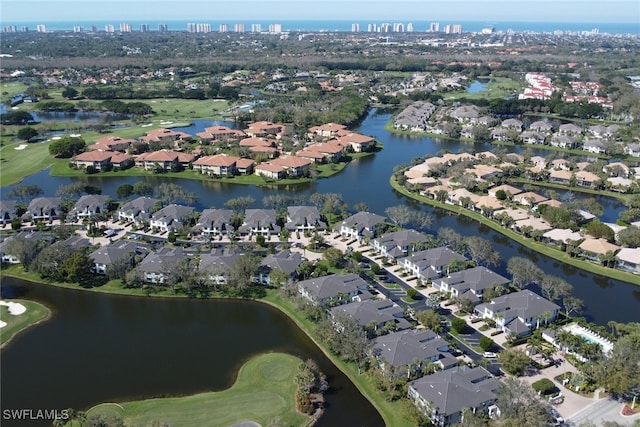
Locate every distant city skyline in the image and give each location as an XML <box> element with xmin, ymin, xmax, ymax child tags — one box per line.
<box><xmin>2</xmin><ymin>0</ymin><xmax>639</xmax><ymax>23</ymax></box>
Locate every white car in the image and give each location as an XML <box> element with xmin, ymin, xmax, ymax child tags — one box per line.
<box><xmin>483</xmin><ymin>352</ymin><xmax>497</xmax><ymax>358</ymax></box>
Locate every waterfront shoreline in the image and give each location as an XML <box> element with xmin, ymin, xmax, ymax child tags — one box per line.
<box><xmin>0</xmin><ymin>298</ymin><xmax>52</xmax><ymax>350</ymax></box>
<box><xmin>389</xmin><ymin>176</ymin><xmax>640</xmax><ymax>287</ymax></box>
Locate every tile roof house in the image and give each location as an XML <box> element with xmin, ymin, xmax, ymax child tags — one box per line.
<box><xmin>23</xmin><ymin>197</ymin><xmax>62</xmax><ymax>222</ymax></box>
<box><xmin>70</xmin><ymin>195</ymin><xmax>111</xmax><ymax>220</ymax></box>
<box><xmin>336</xmin><ymin>211</ymin><xmax>386</xmax><ymax>242</ymax></box>
<box><xmin>513</xmin><ymin>191</ymin><xmax>548</xmax><ymax>206</ymax></box>
<box><xmin>0</xmin><ymin>200</ymin><xmax>18</xmax><ymax>225</ymax></box>
<box><xmin>88</xmin><ymin>136</ymin><xmax>135</xmax><ymax>152</ymax></box>
<box><xmin>196</xmin><ymin>125</ymin><xmax>245</xmax><ymax>143</ymax></box>
<box><xmin>117</xmin><ymin>197</ymin><xmax>160</xmax><ymax>224</ymax></box>
<box><xmin>372</xmin><ymin>329</ymin><xmax>456</xmax><ymax>376</ymax></box>
<box><xmin>255</xmin><ymin>249</ymin><xmax>303</xmax><ymax>286</ymax></box>
<box><xmin>149</xmin><ymin>204</ymin><xmax>195</xmax><ymax>233</ymax></box>
<box><xmin>549</xmin><ymin>169</ymin><xmax>573</xmax><ymax>185</ymax></box>
<box><xmin>575</xmin><ymin>170</ymin><xmax>601</xmax><ymax>188</ymax></box>
<box><xmin>334</xmin><ymin>133</ymin><xmax>376</xmax><ymax>152</ymax></box>
<box><xmin>192</xmin><ymin>154</ymin><xmax>240</xmax><ymax>176</ymax></box>
<box><xmin>255</xmin><ymin>163</ymin><xmax>287</xmax><ymax>180</ymax></box>
<box><xmin>198</xmin><ymin>248</ymin><xmax>243</xmax><ymax>284</ymax></box>
<box><xmin>90</xmin><ymin>241</ymin><xmax>141</xmax><ymax>275</ymax></box>
<box><xmin>244</xmin><ymin>121</ymin><xmax>286</xmax><ymax>137</ymax></box>
<box><xmin>401</xmin><ymin>247</ymin><xmax>468</xmax><ymax>281</ymax></box>
<box><xmin>475</xmin><ymin>290</ymin><xmax>561</xmax><ymax>336</ymax></box>
<box><xmin>72</xmin><ymin>150</ymin><xmax>115</xmax><ymax>170</ymax></box>
<box><xmin>308</xmin><ymin>123</ymin><xmax>347</xmax><ymax>138</ymax></box>
<box><xmin>330</xmin><ymin>299</ymin><xmax>411</xmax><ymax>333</ymax></box>
<box><xmin>433</xmin><ymin>267</ymin><xmax>510</xmax><ymax>305</ymax></box>
<box><xmin>135</xmin><ymin>150</ymin><xmax>194</xmax><ymax>171</ymax></box>
<box><xmin>298</xmin><ymin>273</ymin><xmax>370</xmax><ymax>306</ymax></box>
<box><xmin>140</xmin><ymin>128</ymin><xmax>192</xmax><ymax>145</ymax></box>
<box><xmin>616</xmin><ymin>247</ymin><xmax>640</xmax><ymax>274</ymax></box>
<box><xmin>192</xmin><ymin>209</ymin><xmax>234</xmax><ymax>238</ymax></box>
<box><xmin>578</xmin><ymin>238</ymin><xmax>620</xmax><ymax>261</ymax></box>
<box><xmin>238</xmin><ymin>209</ymin><xmax>281</xmax><ymax>236</ymax></box>
<box><xmin>269</xmin><ymin>156</ymin><xmax>312</xmax><ymax>177</ymax></box>
<box><xmin>542</xmin><ymin>228</ymin><xmax>583</xmax><ymax>246</ymax></box>
<box><xmin>136</xmin><ymin>247</ymin><xmax>185</xmax><ymax>284</ymax></box>
<box><xmin>372</xmin><ymin>229</ymin><xmax>431</xmax><ymax>261</ymax></box>
<box><xmin>285</xmin><ymin>206</ymin><xmax>326</xmax><ymax>232</ymax></box>
<box><xmin>408</xmin><ymin>366</ymin><xmax>499</xmax><ymax>427</ymax></box>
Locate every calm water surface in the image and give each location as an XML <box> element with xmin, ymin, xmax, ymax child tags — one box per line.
<box><xmin>0</xmin><ymin>277</ymin><xmax>384</xmax><ymax>427</ymax></box>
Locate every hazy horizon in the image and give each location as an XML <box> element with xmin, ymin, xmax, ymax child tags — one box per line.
<box><xmin>2</xmin><ymin>0</ymin><xmax>639</xmax><ymax>23</ymax></box>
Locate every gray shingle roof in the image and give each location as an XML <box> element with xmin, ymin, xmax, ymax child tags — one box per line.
<box><xmin>90</xmin><ymin>241</ymin><xmax>140</xmax><ymax>265</ymax></box>
<box><xmin>372</xmin><ymin>329</ymin><xmax>452</xmax><ymax>368</ymax></box>
<box><xmin>298</xmin><ymin>273</ymin><xmax>368</xmax><ymax>301</ymax></box>
<box><xmin>337</xmin><ymin>211</ymin><xmax>386</xmax><ymax>235</ymax></box>
<box><xmin>330</xmin><ymin>299</ymin><xmax>410</xmax><ymax>329</ymax></box>
<box><xmin>285</xmin><ymin>206</ymin><xmax>326</xmax><ymax>230</ymax></box>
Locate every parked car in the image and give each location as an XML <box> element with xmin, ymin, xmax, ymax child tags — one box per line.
<box><xmin>483</xmin><ymin>352</ymin><xmax>497</xmax><ymax>359</ymax></box>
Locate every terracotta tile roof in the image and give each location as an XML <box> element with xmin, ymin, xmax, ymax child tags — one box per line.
<box><xmin>193</xmin><ymin>154</ymin><xmax>239</xmax><ymax>167</ymax></box>
<box><xmin>271</xmin><ymin>156</ymin><xmax>312</xmax><ymax>168</ymax></box>
<box><xmin>110</xmin><ymin>153</ymin><xmax>132</xmax><ymax>163</ymax></box>
<box><xmin>239</xmin><ymin>137</ymin><xmax>276</xmax><ymax>147</ymax></box>
<box><xmin>579</xmin><ymin>238</ymin><xmax>620</xmax><ymax>255</ymax></box>
<box><xmin>137</xmin><ymin>150</ymin><xmax>179</xmax><ymax>162</ymax></box>
<box><xmin>256</xmin><ymin>163</ymin><xmax>284</xmax><ymax>173</ymax></box>
<box><xmin>236</xmin><ymin>158</ymin><xmax>255</xmax><ymax>169</ymax></box>
<box><xmin>75</xmin><ymin>151</ymin><xmax>113</xmax><ymax>162</ymax></box>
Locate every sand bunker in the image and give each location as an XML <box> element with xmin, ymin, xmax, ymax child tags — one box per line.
<box><xmin>0</xmin><ymin>300</ymin><xmax>27</xmax><ymax>315</ymax></box>
<box><xmin>14</xmin><ymin>144</ymin><xmax>28</xmax><ymax>150</ymax></box>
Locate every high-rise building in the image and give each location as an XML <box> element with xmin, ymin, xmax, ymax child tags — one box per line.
<box><xmin>219</xmin><ymin>23</ymin><xmax>229</xmax><ymax>32</ymax></box>
<box><xmin>105</xmin><ymin>24</ymin><xmax>115</xmax><ymax>33</ymax></box>
<box><xmin>73</xmin><ymin>26</ymin><xmax>83</xmax><ymax>33</ymax></box>
<box><xmin>269</xmin><ymin>23</ymin><xmax>283</xmax><ymax>33</ymax></box>
<box><xmin>351</xmin><ymin>23</ymin><xmax>360</xmax><ymax>32</ymax></box>
<box><xmin>380</xmin><ymin>23</ymin><xmax>391</xmax><ymax>33</ymax></box>
<box><xmin>393</xmin><ymin>23</ymin><xmax>405</xmax><ymax>32</ymax></box>
<box><xmin>158</xmin><ymin>24</ymin><xmax>168</xmax><ymax>32</ymax></box>
<box><xmin>407</xmin><ymin>23</ymin><xmax>414</xmax><ymax>32</ymax></box>
<box><xmin>91</xmin><ymin>25</ymin><xmax>99</xmax><ymax>33</ymax></box>
<box><xmin>3</xmin><ymin>25</ymin><xmax>18</xmax><ymax>33</ymax></box>
<box><xmin>429</xmin><ymin>22</ymin><xmax>440</xmax><ymax>32</ymax></box>
<box><xmin>21</xmin><ymin>26</ymin><xmax>29</xmax><ymax>32</ymax></box>
<box><xmin>367</xmin><ymin>23</ymin><xmax>377</xmax><ymax>32</ymax></box>
<box><xmin>140</xmin><ymin>24</ymin><xmax>150</xmax><ymax>32</ymax></box>
<box><xmin>188</xmin><ymin>23</ymin><xmax>211</xmax><ymax>33</ymax></box>
<box><xmin>36</xmin><ymin>24</ymin><xmax>46</xmax><ymax>33</ymax></box>
<box><xmin>251</xmin><ymin>23</ymin><xmax>262</xmax><ymax>32</ymax></box>
<box><xmin>120</xmin><ymin>23</ymin><xmax>132</xmax><ymax>32</ymax></box>
<box><xmin>234</xmin><ymin>23</ymin><xmax>245</xmax><ymax>33</ymax></box>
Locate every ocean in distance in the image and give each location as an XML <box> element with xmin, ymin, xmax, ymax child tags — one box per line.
<box><xmin>6</xmin><ymin>20</ymin><xmax>640</xmax><ymax>35</ymax></box>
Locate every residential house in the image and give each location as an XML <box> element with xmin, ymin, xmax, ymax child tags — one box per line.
<box><xmin>607</xmin><ymin>177</ymin><xmax>634</xmax><ymax>192</ymax></box>
<box><xmin>192</xmin><ymin>154</ymin><xmax>239</xmax><ymax>176</ymax></box>
<box><xmin>578</xmin><ymin>238</ymin><xmax>620</xmax><ymax>262</ymax></box>
<box><xmin>433</xmin><ymin>267</ymin><xmax>510</xmax><ymax>305</ymax></box>
<box><xmin>0</xmin><ymin>231</ymin><xmax>53</xmax><ymax>264</ymax></box>
<box><xmin>192</xmin><ymin>209</ymin><xmax>234</xmax><ymax>239</ymax></box>
<box><xmin>238</xmin><ymin>209</ymin><xmax>281</xmax><ymax>236</ymax></box>
<box><xmin>70</xmin><ymin>195</ymin><xmax>111</xmax><ymax>220</ymax></box>
<box><xmin>72</xmin><ymin>151</ymin><xmax>115</xmax><ymax>170</ymax></box>
<box><xmin>372</xmin><ymin>229</ymin><xmax>430</xmax><ymax>261</ymax></box>
<box><xmin>149</xmin><ymin>204</ymin><xmax>195</xmax><ymax>233</ymax></box>
<box><xmin>135</xmin><ymin>150</ymin><xmax>194</xmax><ymax>171</ymax></box>
<box><xmin>490</xmin><ymin>128</ymin><xmax>511</xmax><ymax>142</ymax></box>
<box><xmin>308</xmin><ymin>123</ymin><xmax>347</xmax><ymax>138</ymax></box>
<box><xmin>528</xmin><ymin>120</ymin><xmax>553</xmax><ymax>133</ymax></box>
<box><xmin>0</xmin><ymin>236</ymin><xmax>20</xmax><ymax>264</ymax></box>
<box><xmin>330</xmin><ymin>299</ymin><xmax>411</xmax><ymax>332</ymax></box>
<box><xmin>372</xmin><ymin>329</ymin><xmax>457</xmax><ymax>377</ymax></box>
<box><xmin>575</xmin><ymin>170</ymin><xmax>601</xmax><ymax>189</ymax></box>
<box><xmin>513</xmin><ymin>191</ymin><xmax>548</xmax><ymax>206</ymax></box>
<box><xmin>196</xmin><ymin>125</ymin><xmax>245</xmax><ymax>143</ymax></box>
<box><xmin>542</xmin><ymin>228</ymin><xmax>583</xmax><ymax>246</ymax></box>
<box><xmin>603</xmin><ymin>162</ymin><xmax>630</xmax><ymax>178</ymax></box>
<box><xmin>550</xmin><ymin>135</ymin><xmax>577</xmax><ymax>149</ymax></box>
<box><xmin>285</xmin><ymin>206</ymin><xmax>326</xmax><ymax>232</ymax></box>
<box><xmin>550</xmin><ymin>159</ymin><xmax>572</xmax><ymax>171</ymax></box>
<box><xmin>500</xmin><ymin>118</ymin><xmax>523</xmax><ymax>130</ymax></box>
<box><xmin>513</xmin><ymin>217</ymin><xmax>552</xmax><ymax>234</ymax></box>
<box><xmin>255</xmin><ymin>163</ymin><xmax>286</xmax><ymax>180</ymax></box>
<box><xmin>255</xmin><ymin>250</ymin><xmax>303</xmax><ymax>285</ymax></box>
<box><xmin>558</xmin><ymin>123</ymin><xmax>582</xmax><ymax>136</ymax></box>
<box><xmin>336</xmin><ymin>211</ymin><xmax>386</xmax><ymax>242</ymax></box>
<box><xmin>198</xmin><ymin>248</ymin><xmax>242</xmax><ymax>285</ymax></box>
<box><xmin>244</xmin><ymin>121</ymin><xmax>286</xmax><ymax>138</ymax></box>
<box><xmin>90</xmin><ymin>241</ymin><xmax>141</xmax><ymax>275</ymax></box>
<box><xmin>549</xmin><ymin>169</ymin><xmax>573</xmax><ymax>185</ymax></box>
<box><xmin>235</xmin><ymin>158</ymin><xmax>255</xmax><ymax>175</ymax></box>
<box><xmin>304</xmin><ymin>142</ymin><xmax>345</xmax><ymax>162</ymax></box>
<box><xmin>136</xmin><ymin>247</ymin><xmax>185</xmax><ymax>284</ymax></box>
<box><xmin>475</xmin><ymin>290</ymin><xmax>561</xmax><ymax>336</ymax></box>
<box><xmin>269</xmin><ymin>156</ymin><xmax>312</xmax><ymax>177</ymax></box>
<box><xmin>117</xmin><ymin>197</ymin><xmax>160</xmax><ymax>225</ymax></box>
<box><xmin>582</xmin><ymin>140</ymin><xmax>607</xmax><ymax>154</ymax></box>
<box><xmin>88</xmin><ymin>136</ymin><xmax>135</xmax><ymax>152</ymax></box>
<box><xmin>449</xmin><ymin>105</ymin><xmax>481</xmax><ymax>123</ymax></box>
<box><xmin>520</xmin><ymin>131</ymin><xmax>546</xmax><ymax>145</ymax></box>
<box><xmin>0</xmin><ymin>200</ymin><xmax>17</xmax><ymax>225</ymax></box>
<box><xmin>23</xmin><ymin>197</ymin><xmax>62</xmax><ymax>222</ymax></box>
<box><xmin>408</xmin><ymin>366</ymin><xmax>499</xmax><ymax>427</ymax></box>
<box><xmin>297</xmin><ymin>273</ymin><xmax>370</xmax><ymax>306</ymax></box>
<box><xmin>401</xmin><ymin>247</ymin><xmax>468</xmax><ymax>281</ymax></box>
<box><xmin>616</xmin><ymin>248</ymin><xmax>640</xmax><ymax>274</ymax></box>
<box><xmin>140</xmin><ymin>128</ymin><xmax>192</xmax><ymax>145</ymax></box>
<box><xmin>624</xmin><ymin>143</ymin><xmax>640</xmax><ymax>158</ymax></box>
<box><xmin>334</xmin><ymin>133</ymin><xmax>376</xmax><ymax>152</ymax></box>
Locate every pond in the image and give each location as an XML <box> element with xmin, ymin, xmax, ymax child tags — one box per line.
<box><xmin>0</xmin><ymin>277</ymin><xmax>385</xmax><ymax>427</ymax></box>
<box><xmin>467</xmin><ymin>80</ymin><xmax>489</xmax><ymax>93</ymax></box>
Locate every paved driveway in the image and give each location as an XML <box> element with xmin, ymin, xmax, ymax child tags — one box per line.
<box><xmin>567</xmin><ymin>397</ymin><xmax>640</xmax><ymax>426</ymax></box>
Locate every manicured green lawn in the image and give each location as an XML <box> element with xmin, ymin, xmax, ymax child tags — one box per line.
<box><xmin>443</xmin><ymin>77</ymin><xmax>524</xmax><ymax>101</ymax></box>
<box><xmin>86</xmin><ymin>353</ymin><xmax>310</xmax><ymax>427</ymax></box>
<box><xmin>0</xmin><ymin>299</ymin><xmax>51</xmax><ymax>347</ymax></box>
<box><xmin>0</xmin><ymin>140</ymin><xmax>55</xmax><ymax>186</ymax></box>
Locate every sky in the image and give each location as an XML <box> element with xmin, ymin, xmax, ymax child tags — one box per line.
<box><xmin>2</xmin><ymin>0</ymin><xmax>639</xmax><ymax>23</ymax></box>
